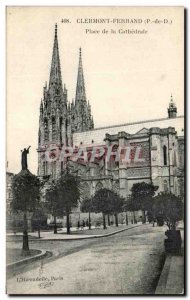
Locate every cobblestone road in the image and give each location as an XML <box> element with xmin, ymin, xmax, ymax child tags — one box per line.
<box><xmin>7</xmin><ymin>224</ymin><xmax>166</xmax><ymax>295</ymax></box>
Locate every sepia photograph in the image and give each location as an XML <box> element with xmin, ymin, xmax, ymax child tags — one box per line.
<box><xmin>6</xmin><ymin>6</ymin><xmax>184</xmax><ymax>295</ymax></box>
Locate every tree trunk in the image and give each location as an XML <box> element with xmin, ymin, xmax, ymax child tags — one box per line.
<box><xmin>89</xmin><ymin>211</ymin><xmax>91</xmax><ymax>230</ymax></box>
<box><xmin>22</xmin><ymin>212</ymin><xmax>30</xmax><ymax>256</ymax></box>
<box><xmin>133</xmin><ymin>211</ymin><xmax>137</xmax><ymax>224</ymax></box>
<box><xmin>126</xmin><ymin>213</ymin><xmax>128</xmax><ymax>225</ymax></box>
<box><xmin>115</xmin><ymin>214</ymin><xmax>118</xmax><ymax>227</ymax></box>
<box><xmin>54</xmin><ymin>215</ymin><xmax>57</xmax><ymax>234</ymax></box>
<box><xmin>103</xmin><ymin>213</ymin><xmax>106</xmax><ymax>229</ymax></box>
<box><xmin>66</xmin><ymin>212</ymin><xmax>70</xmax><ymax>234</ymax></box>
<box><xmin>131</xmin><ymin>211</ymin><xmax>133</xmax><ymax>224</ymax></box>
<box><xmin>142</xmin><ymin>210</ymin><xmax>146</xmax><ymax>224</ymax></box>
<box><xmin>107</xmin><ymin>214</ymin><xmax>110</xmax><ymax>226</ymax></box>
<box><xmin>38</xmin><ymin>225</ymin><xmax>41</xmax><ymax>238</ymax></box>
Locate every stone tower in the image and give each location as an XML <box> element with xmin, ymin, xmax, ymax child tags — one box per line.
<box><xmin>168</xmin><ymin>94</ymin><xmax>177</xmax><ymax>118</ymax></box>
<box><xmin>71</xmin><ymin>47</ymin><xmax>94</xmax><ymax>133</ymax></box>
<box><xmin>37</xmin><ymin>25</ymin><xmax>94</xmax><ymax>178</ymax></box>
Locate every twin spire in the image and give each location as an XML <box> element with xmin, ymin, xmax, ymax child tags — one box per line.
<box><xmin>49</xmin><ymin>24</ymin><xmax>86</xmax><ymax>104</ymax></box>
<box><xmin>44</xmin><ymin>24</ymin><xmax>94</xmax><ymax>132</ymax></box>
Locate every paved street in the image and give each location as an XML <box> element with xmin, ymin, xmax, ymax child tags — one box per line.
<box><xmin>7</xmin><ymin>224</ymin><xmax>166</xmax><ymax>295</ymax></box>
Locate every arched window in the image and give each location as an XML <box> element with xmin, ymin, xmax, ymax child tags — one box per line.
<box><xmin>174</xmin><ymin>151</ymin><xmax>177</xmax><ymax>167</ymax></box>
<box><xmin>163</xmin><ymin>145</ymin><xmax>167</xmax><ymax>166</ymax></box>
<box><xmin>60</xmin><ymin>117</ymin><xmax>63</xmax><ymax>143</ymax></box>
<box><xmin>163</xmin><ymin>180</ymin><xmax>168</xmax><ymax>192</ymax></box>
<box><xmin>65</xmin><ymin>119</ymin><xmax>68</xmax><ymax>145</ymax></box>
<box><xmin>38</xmin><ymin>129</ymin><xmax>41</xmax><ymax>144</ymax></box>
<box><xmin>45</xmin><ymin>162</ymin><xmax>48</xmax><ymax>175</ymax></box>
<box><xmin>43</xmin><ymin>162</ymin><xmax>45</xmax><ymax>176</ymax></box>
<box><xmin>51</xmin><ymin>161</ymin><xmax>56</xmax><ymax>178</ymax></box>
<box><xmin>52</xmin><ymin>117</ymin><xmax>56</xmax><ymax>141</ymax></box>
<box><xmin>44</xmin><ymin>119</ymin><xmax>48</xmax><ymax>142</ymax></box>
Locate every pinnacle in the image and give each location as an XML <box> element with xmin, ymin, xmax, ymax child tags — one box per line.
<box><xmin>75</xmin><ymin>47</ymin><xmax>86</xmax><ymax>102</ymax></box>
<box><xmin>55</xmin><ymin>23</ymin><xmax>57</xmax><ymax>38</ymax></box>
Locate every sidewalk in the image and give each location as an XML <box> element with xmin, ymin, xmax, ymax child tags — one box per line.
<box><xmin>7</xmin><ymin>249</ymin><xmax>49</xmax><ymax>271</ymax></box>
<box><xmin>7</xmin><ymin>223</ymin><xmax>141</xmax><ymax>241</ymax></box>
<box><xmin>155</xmin><ymin>226</ymin><xmax>184</xmax><ymax>295</ymax></box>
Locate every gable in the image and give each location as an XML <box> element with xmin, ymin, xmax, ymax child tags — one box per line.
<box><xmin>134</xmin><ymin>128</ymin><xmax>149</xmax><ymax>135</ymax></box>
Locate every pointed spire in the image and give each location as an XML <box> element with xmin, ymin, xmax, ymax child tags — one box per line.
<box><xmin>71</xmin><ymin>98</ymin><xmax>74</xmax><ymax>107</ymax></box>
<box><xmin>55</xmin><ymin>22</ymin><xmax>57</xmax><ymax>38</ymax></box>
<box><xmin>75</xmin><ymin>47</ymin><xmax>86</xmax><ymax>102</ymax></box>
<box><xmin>90</xmin><ymin>116</ymin><xmax>94</xmax><ymax>129</ymax></box>
<box><xmin>49</xmin><ymin>24</ymin><xmax>63</xmax><ymax>96</ymax></box>
<box><xmin>169</xmin><ymin>94</ymin><xmax>175</xmax><ymax>107</ymax></box>
<box><xmin>40</xmin><ymin>99</ymin><xmax>43</xmax><ymax>112</ymax></box>
<box><xmin>87</xmin><ymin>100</ymin><xmax>91</xmax><ymax>111</ymax></box>
<box><xmin>72</xmin><ymin>47</ymin><xmax>94</xmax><ymax>133</ymax></box>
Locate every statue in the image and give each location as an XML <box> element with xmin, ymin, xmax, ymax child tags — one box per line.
<box><xmin>21</xmin><ymin>146</ymin><xmax>31</xmax><ymax>170</ymax></box>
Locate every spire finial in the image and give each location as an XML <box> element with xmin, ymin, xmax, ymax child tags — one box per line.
<box><xmin>79</xmin><ymin>47</ymin><xmax>82</xmax><ymax>58</ymax></box>
<box><xmin>171</xmin><ymin>93</ymin><xmax>173</xmax><ymax>102</ymax></box>
<box><xmin>55</xmin><ymin>23</ymin><xmax>57</xmax><ymax>38</ymax></box>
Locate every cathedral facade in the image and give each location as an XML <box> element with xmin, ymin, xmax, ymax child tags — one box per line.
<box><xmin>37</xmin><ymin>25</ymin><xmax>184</xmax><ymax>201</ymax></box>
<box><xmin>37</xmin><ymin>24</ymin><xmax>93</xmax><ymax>180</ymax></box>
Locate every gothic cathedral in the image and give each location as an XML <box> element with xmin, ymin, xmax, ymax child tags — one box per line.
<box><xmin>37</xmin><ymin>24</ymin><xmax>94</xmax><ymax>178</ymax></box>
<box><xmin>37</xmin><ymin>24</ymin><xmax>184</xmax><ymax>200</ymax></box>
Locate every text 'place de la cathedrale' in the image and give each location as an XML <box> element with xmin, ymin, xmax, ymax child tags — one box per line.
<box><xmin>7</xmin><ymin>24</ymin><xmax>184</xmax><ymax>226</ymax></box>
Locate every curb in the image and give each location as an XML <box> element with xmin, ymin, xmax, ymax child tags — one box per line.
<box><xmin>37</xmin><ymin>224</ymin><xmax>142</xmax><ymax>241</ymax></box>
<box><xmin>155</xmin><ymin>254</ymin><xmax>171</xmax><ymax>294</ymax></box>
<box><xmin>6</xmin><ymin>249</ymin><xmax>50</xmax><ymax>271</ymax></box>
<box><xmin>155</xmin><ymin>253</ymin><xmax>184</xmax><ymax>295</ymax></box>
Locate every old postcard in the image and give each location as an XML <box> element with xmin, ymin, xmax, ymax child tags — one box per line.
<box><xmin>6</xmin><ymin>6</ymin><xmax>184</xmax><ymax>295</ymax></box>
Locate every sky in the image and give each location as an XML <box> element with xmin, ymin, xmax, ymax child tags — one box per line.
<box><xmin>6</xmin><ymin>6</ymin><xmax>184</xmax><ymax>174</ymax></box>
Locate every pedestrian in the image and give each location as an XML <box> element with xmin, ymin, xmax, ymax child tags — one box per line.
<box><xmin>82</xmin><ymin>220</ymin><xmax>85</xmax><ymax>228</ymax></box>
<box><xmin>77</xmin><ymin>220</ymin><xmax>80</xmax><ymax>230</ymax></box>
<box><xmin>86</xmin><ymin>219</ymin><xmax>89</xmax><ymax>227</ymax></box>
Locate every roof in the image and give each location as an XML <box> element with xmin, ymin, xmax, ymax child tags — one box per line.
<box><xmin>73</xmin><ymin>116</ymin><xmax>184</xmax><ymax>146</ymax></box>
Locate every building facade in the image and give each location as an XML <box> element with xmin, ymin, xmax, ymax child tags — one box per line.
<box><xmin>37</xmin><ymin>25</ymin><xmax>184</xmax><ymax>201</ymax></box>
<box><xmin>37</xmin><ymin>24</ymin><xmax>93</xmax><ymax>179</ymax></box>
